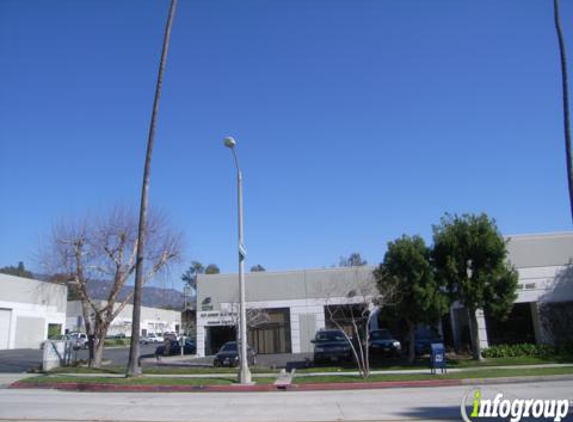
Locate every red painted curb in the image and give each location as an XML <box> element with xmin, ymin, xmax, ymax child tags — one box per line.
<box><xmin>9</xmin><ymin>378</ymin><xmax>462</xmax><ymax>393</ymax></box>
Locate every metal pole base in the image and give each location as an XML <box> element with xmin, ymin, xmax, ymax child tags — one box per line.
<box><xmin>238</xmin><ymin>366</ymin><xmax>252</xmax><ymax>384</ymax></box>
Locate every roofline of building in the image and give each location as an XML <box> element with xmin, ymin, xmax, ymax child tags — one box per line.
<box><xmin>197</xmin><ymin>232</ymin><xmax>573</xmax><ymax>279</ymax></box>
<box><xmin>504</xmin><ymin>231</ymin><xmax>573</xmax><ymax>240</ymax></box>
<box><xmin>198</xmin><ymin>265</ymin><xmax>377</xmax><ymax>279</ymax></box>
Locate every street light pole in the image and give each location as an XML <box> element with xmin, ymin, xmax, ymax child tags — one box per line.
<box><xmin>224</xmin><ymin>136</ymin><xmax>252</xmax><ymax>384</ymax></box>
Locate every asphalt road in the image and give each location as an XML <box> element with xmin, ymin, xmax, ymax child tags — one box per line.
<box><xmin>0</xmin><ymin>345</ymin><xmax>158</xmax><ymax>373</ymax></box>
<box><xmin>0</xmin><ymin>380</ymin><xmax>571</xmax><ymax>421</ymax></box>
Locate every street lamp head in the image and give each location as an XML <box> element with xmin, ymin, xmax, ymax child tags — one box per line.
<box><xmin>223</xmin><ymin>137</ymin><xmax>236</xmax><ymax>149</ymax></box>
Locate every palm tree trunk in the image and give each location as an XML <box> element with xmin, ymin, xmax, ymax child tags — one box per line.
<box><xmin>554</xmin><ymin>0</ymin><xmax>573</xmax><ymax>223</ymax></box>
<box><xmin>126</xmin><ymin>0</ymin><xmax>178</xmax><ymax>377</ymax></box>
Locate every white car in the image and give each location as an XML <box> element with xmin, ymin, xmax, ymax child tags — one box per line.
<box><xmin>141</xmin><ymin>333</ymin><xmax>164</xmax><ymax>344</ymax></box>
<box><xmin>68</xmin><ymin>332</ymin><xmax>89</xmax><ymax>349</ymax></box>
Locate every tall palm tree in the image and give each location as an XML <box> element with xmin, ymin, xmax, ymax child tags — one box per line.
<box><xmin>126</xmin><ymin>0</ymin><xmax>178</xmax><ymax>377</ymax></box>
<box><xmin>554</xmin><ymin>0</ymin><xmax>573</xmax><ymax>223</ymax></box>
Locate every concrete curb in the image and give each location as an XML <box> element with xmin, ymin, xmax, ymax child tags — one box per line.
<box><xmin>10</xmin><ymin>374</ymin><xmax>573</xmax><ymax>393</ymax></box>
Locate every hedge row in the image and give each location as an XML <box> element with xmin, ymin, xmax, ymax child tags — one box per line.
<box><xmin>482</xmin><ymin>343</ymin><xmax>558</xmax><ymax>358</ymax></box>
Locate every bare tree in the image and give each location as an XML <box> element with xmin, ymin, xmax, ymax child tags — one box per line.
<box><xmin>321</xmin><ymin>269</ymin><xmax>396</xmax><ymax>378</ymax></box>
<box><xmin>554</xmin><ymin>0</ymin><xmax>573</xmax><ymax>222</ymax></box>
<box><xmin>41</xmin><ymin>208</ymin><xmax>181</xmax><ymax>368</ymax></box>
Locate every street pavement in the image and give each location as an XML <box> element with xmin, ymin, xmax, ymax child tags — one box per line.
<box><xmin>0</xmin><ymin>379</ymin><xmax>571</xmax><ymax>421</ymax></box>
<box><xmin>0</xmin><ymin>345</ymin><xmax>158</xmax><ymax>373</ymax></box>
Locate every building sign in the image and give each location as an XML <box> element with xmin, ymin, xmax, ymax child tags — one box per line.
<box><xmin>199</xmin><ymin>310</ymin><xmax>237</xmax><ymax>326</ymax></box>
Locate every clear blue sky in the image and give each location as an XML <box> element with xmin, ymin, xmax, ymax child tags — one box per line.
<box><xmin>1</xmin><ymin>0</ymin><xmax>572</xmax><ymax>287</ymax></box>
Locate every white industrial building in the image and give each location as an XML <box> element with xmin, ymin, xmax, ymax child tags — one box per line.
<box><xmin>452</xmin><ymin>231</ymin><xmax>573</xmax><ymax>351</ymax></box>
<box><xmin>66</xmin><ymin>300</ymin><xmax>182</xmax><ymax>337</ymax></box>
<box><xmin>196</xmin><ymin>232</ymin><xmax>573</xmax><ymax>357</ymax></box>
<box><xmin>0</xmin><ymin>274</ymin><xmax>67</xmax><ymax>350</ymax></box>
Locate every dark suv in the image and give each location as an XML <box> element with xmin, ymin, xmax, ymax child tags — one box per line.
<box><xmin>312</xmin><ymin>329</ymin><xmax>353</xmax><ymax>364</ymax></box>
<box><xmin>155</xmin><ymin>338</ymin><xmax>196</xmax><ymax>358</ymax></box>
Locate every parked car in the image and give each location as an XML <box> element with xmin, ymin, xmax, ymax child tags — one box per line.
<box><xmin>312</xmin><ymin>329</ymin><xmax>353</xmax><ymax>364</ymax></box>
<box><xmin>163</xmin><ymin>332</ymin><xmax>178</xmax><ymax>341</ymax></box>
<box><xmin>68</xmin><ymin>332</ymin><xmax>89</xmax><ymax>349</ymax></box>
<box><xmin>414</xmin><ymin>327</ymin><xmax>442</xmax><ymax>355</ymax></box>
<box><xmin>141</xmin><ymin>333</ymin><xmax>164</xmax><ymax>344</ymax></box>
<box><xmin>155</xmin><ymin>338</ymin><xmax>196</xmax><ymax>358</ymax></box>
<box><xmin>140</xmin><ymin>334</ymin><xmax>153</xmax><ymax>344</ymax></box>
<box><xmin>213</xmin><ymin>341</ymin><xmax>256</xmax><ymax>367</ymax></box>
<box><xmin>368</xmin><ymin>329</ymin><xmax>401</xmax><ymax>358</ymax></box>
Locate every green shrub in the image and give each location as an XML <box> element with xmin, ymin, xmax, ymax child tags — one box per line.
<box><xmin>482</xmin><ymin>343</ymin><xmax>556</xmax><ymax>358</ymax></box>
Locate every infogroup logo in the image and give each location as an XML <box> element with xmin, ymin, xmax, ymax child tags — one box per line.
<box><xmin>461</xmin><ymin>389</ymin><xmax>570</xmax><ymax>422</ymax></box>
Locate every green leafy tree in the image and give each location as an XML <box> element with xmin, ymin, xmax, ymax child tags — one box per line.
<box><xmin>181</xmin><ymin>261</ymin><xmax>205</xmax><ymax>291</ymax></box>
<box><xmin>49</xmin><ymin>273</ymin><xmax>81</xmax><ymax>301</ymax></box>
<box><xmin>432</xmin><ymin>213</ymin><xmax>518</xmax><ymax>360</ymax></box>
<box><xmin>250</xmin><ymin>264</ymin><xmax>266</xmax><ymax>272</ymax></box>
<box><xmin>375</xmin><ymin>235</ymin><xmax>448</xmax><ymax>363</ymax></box>
<box><xmin>339</xmin><ymin>253</ymin><xmax>368</xmax><ymax>267</ymax></box>
<box><xmin>0</xmin><ymin>261</ymin><xmax>34</xmax><ymax>279</ymax></box>
<box><xmin>205</xmin><ymin>264</ymin><xmax>220</xmax><ymax>274</ymax></box>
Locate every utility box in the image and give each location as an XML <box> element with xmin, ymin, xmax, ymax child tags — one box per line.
<box><xmin>42</xmin><ymin>340</ymin><xmax>75</xmax><ymax>371</ymax></box>
<box><xmin>430</xmin><ymin>343</ymin><xmax>446</xmax><ymax>374</ymax></box>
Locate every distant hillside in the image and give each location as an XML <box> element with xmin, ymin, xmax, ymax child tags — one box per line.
<box><xmin>34</xmin><ymin>273</ymin><xmax>188</xmax><ymax>310</ymax></box>
<box><xmin>86</xmin><ymin>280</ymin><xmax>186</xmax><ymax>310</ymax></box>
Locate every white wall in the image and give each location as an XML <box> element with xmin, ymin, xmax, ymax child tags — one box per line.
<box><xmin>0</xmin><ymin>299</ymin><xmax>66</xmax><ymax>349</ymax></box>
<box><xmin>0</xmin><ymin>275</ymin><xmax>67</xmax><ymax>350</ymax></box>
<box><xmin>66</xmin><ymin>300</ymin><xmax>181</xmax><ymax>337</ymax></box>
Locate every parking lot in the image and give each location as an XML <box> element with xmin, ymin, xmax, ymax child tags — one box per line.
<box><xmin>0</xmin><ymin>344</ymin><xmax>158</xmax><ymax>373</ymax></box>
<box><xmin>0</xmin><ymin>344</ymin><xmax>318</xmax><ymax>373</ymax></box>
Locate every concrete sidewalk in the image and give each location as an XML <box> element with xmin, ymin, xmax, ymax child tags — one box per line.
<box><xmin>0</xmin><ymin>373</ymin><xmax>33</xmax><ymax>388</ymax></box>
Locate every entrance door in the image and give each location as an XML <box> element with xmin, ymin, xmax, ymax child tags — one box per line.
<box><xmin>207</xmin><ymin>326</ymin><xmax>236</xmax><ymax>355</ymax></box>
<box><xmin>247</xmin><ymin>308</ymin><xmax>291</xmax><ymax>354</ymax></box>
<box><xmin>250</xmin><ymin>324</ymin><xmax>281</xmax><ymax>354</ymax></box>
<box><xmin>0</xmin><ymin>309</ymin><xmax>11</xmax><ymax>349</ymax></box>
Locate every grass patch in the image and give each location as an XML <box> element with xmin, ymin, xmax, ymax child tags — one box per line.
<box><xmin>295</xmin><ymin>366</ymin><xmax>573</xmax><ymax>384</ymax></box>
<box><xmin>47</xmin><ymin>366</ymin><xmax>124</xmax><ymax>375</ymax></box>
<box><xmin>296</xmin><ymin>355</ymin><xmax>573</xmax><ymax>373</ymax></box>
<box><xmin>21</xmin><ymin>376</ymin><xmax>237</xmax><ymax>386</ymax></box>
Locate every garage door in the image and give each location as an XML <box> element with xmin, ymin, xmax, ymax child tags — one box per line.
<box><xmin>0</xmin><ymin>309</ymin><xmax>12</xmax><ymax>350</ymax></box>
<box><xmin>14</xmin><ymin>316</ymin><xmax>44</xmax><ymax>349</ymax></box>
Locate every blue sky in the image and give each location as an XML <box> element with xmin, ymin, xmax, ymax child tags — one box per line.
<box><xmin>1</xmin><ymin>0</ymin><xmax>572</xmax><ymax>288</ymax></box>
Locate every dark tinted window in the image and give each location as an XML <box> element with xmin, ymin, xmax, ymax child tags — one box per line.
<box><xmin>370</xmin><ymin>330</ymin><xmax>391</xmax><ymax>340</ymax></box>
<box><xmin>221</xmin><ymin>342</ymin><xmax>237</xmax><ymax>352</ymax></box>
<box><xmin>315</xmin><ymin>331</ymin><xmax>346</xmax><ymax>342</ymax></box>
